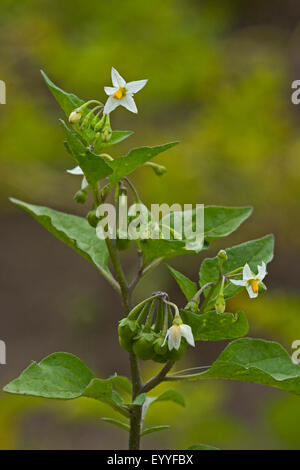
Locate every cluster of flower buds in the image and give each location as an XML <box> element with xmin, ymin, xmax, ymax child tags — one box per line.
<box><xmin>118</xmin><ymin>292</ymin><xmax>195</xmax><ymax>363</ymax></box>
<box><xmin>68</xmin><ymin>100</ymin><xmax>112</xmax><ymax>143</ymax></box>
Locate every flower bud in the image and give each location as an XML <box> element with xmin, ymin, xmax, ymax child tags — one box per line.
<box><xmin>215</xmin><ymin>293</ymin><xmax>226</xmax><ymax>314</ymax></box>
<box><xmin>69</xmin><ymin>109</ymin><xmax>82</xmax><ymax>123</ymax></box>
<box><xmin>153</xmin><ymin>164</ymin><xmax>167</xmax><ymax>176</ymax></box>
<box><xmin>87</xmin><ymin>209</ymin><xmax>99</xmax><ymax>228</ymax></box>
<box><xmin>94</xmin><ymin>115</ymin><xmax>106</xmax><ymax>132</ymax></box>
<box><xmin>101</xmin><ymin>128</ymin><xmax>112</xmax><ymax>142</ymax></box>
<box><xmin>218</xmin><ymin>249</ymin><xmax>228</xmax><ymax>261</ymax></box>
<box><xmin>73</xmin><ymin>189</ymin><xmax>87</xmax><ymax>204</ymax></box>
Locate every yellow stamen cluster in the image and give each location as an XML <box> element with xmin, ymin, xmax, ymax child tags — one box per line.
<box><xmin>113</xmin><ymin>87</ymin><xmax>126</xmax><ymax>100</ymax></box>
<box><xmin>250</xmin><ymin>279</ymin><xmax>259</xmax><ymax>293</ymax></box>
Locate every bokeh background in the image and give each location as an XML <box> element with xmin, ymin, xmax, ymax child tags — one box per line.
<box><xmin>1</xmin><ymin>0</ymin><xmax>300</xmax><ymax>449</ymax></box>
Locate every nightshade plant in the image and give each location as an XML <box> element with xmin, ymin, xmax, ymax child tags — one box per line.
<box><xmin>5</xmin><ymin>67</ymin><xmax>300</xmax><ymax>451</ymax></box>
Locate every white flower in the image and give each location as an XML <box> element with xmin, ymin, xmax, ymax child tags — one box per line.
<box><xmin>230</xmin><ymin>262</ymin><xmax>267</xmax><ymax>298</ymax></box>
<box><xmin>162</xmin><ymin>322</ymin><xmax>195</xmax><ymax>351</ymax></box>
<box><xmin>103</xmin><ymin>67</ymin><xmax>147</xmax><ymax>115</ymax></box>
<box><xmin>67</xmin><ymin>165</ymin><xmax>88</xmax><ymax>190</ymax></box>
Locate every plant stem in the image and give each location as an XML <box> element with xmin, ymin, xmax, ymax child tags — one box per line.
<box><xmin>140</xmin><ymin>361</ymin><xmax>175</xmax><ymax>394</ymax></box>
<box><xmin>129</xmin><ymin>352</ymin><xmax>143</xmax><ymax>450</ymax></box>
<box><xmin>92</xmin><ymin>184</ymin><xmax>130</xmax><ymax>314</ymax></box>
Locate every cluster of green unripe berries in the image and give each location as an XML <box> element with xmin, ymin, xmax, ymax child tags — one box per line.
<box><xmin>118</xmin><ymin>293</ymin><xmax>187</xmax><ymax>363</ymax></box>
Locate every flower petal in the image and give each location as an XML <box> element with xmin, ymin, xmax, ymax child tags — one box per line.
<box><xmin>67</xmin><ymin>165</ymin><xmax>83</xmax><ymax>175</ymax></box>
<box><xmin>230</xmin><ymin>279</ymin><xmax>247</xmax><ymax>286</ymax></box>
<box><xmin>81</xmin><ymin>176</ymin><xmax>88</xmax><ymax>190</ymax></box>
<box><xmin>121</xmin><ymin>94</ymin><xmax>138</xmax><ymax>113</ymax></box>
<box><xmin>179</xmin><ymin>324</ymin><xmax>195</xmax><ymax>347</ymax></box>
<box><xmin>111</xmin><ymin>67</ymin><xmax>126</xmax><ymax>88</ymax></box>
<box><xmin>167</xmin><ymin>325</ymin><xmax>181</xmax><ymax>350</ymax></box>
<box><xmin>103</xmin><ymin>96</ymin><xmax>120</xmax><ymax>114</ymax></box>
<box><xmin>126</xmin><ymin>79</ymin><xmax>148</xmax><ymax>94</ymax></box>
<box><xmin>257</xmin><ymin>261</ymin><xmax>267</xmax><ymax>281</ymax></box>
<box><xmin>246</xmin><ymin>284</ymin><xmax>258</xmax><ymax>299</ymax></box>
<box><xmin>162</xmin><ymin>330</ymin><xmax>169</xmax><ymax>347</ymax></box>
<box><xmin>104</xmin><ymin>86</ymin><xmax>118</xmax><ymax>96</ymax></box>
<box><xmin>243</xmin><ymin>263</ymin><xmax>253</xmax><ymax>281</ymax></box>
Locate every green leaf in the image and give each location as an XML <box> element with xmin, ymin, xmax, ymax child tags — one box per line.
<box><xmin>94</xmin><ymin>130</ymin><xmax>134</xmax><ymax>153</ymax></box>
<box><xmin>108</xmin><ymin>142</ymin><xmax>178</xmax><ymax>184</ymax></box>
<box><xmin>84</xmin><ymin>378</ymin><xmax>125</xmax><ymax>410</ymax></box>
<box><xmin>4</xmin><ymin>353</ymin><xmax>93</xmax><ymax>399</ymax></box>
<box><xmin>152</xmin><ymin>389</ymin><xmax>185</xmax><ymax>407</ymax></box>
<box><xmin>101</xmin><ymin>417</ymin><xmax>130</xmax><ymax>432</ymax></box>
<box><xmin>133</xmin><ymin>393</ymin><xmax>146</xmax><ymax>406</ymax></box>
<box><xmin>199</xmin><ymin>234</ymin><xmax>274</xmax><ymax>311</ymax></box>
<box><xmin>141</xmin><ymin>425</ymin><xmax>170</xmax><ymax>436</ymax></box>
<box><xmin>167</xmin><ymin>265</ymin><xmax>197</xmax><ymax>301</ymax></box>
<box><xmin>4</xmin><ymin>352</ymin><xmax>129</xmax><ymax>416</ymax></box>
<box><xmin>141</xmin><ymin>206</ymin><xmax>252</xmax><ymax>263</ymax></box>
<box><xmin>109</xmin><ymin>374</ymin><xmax>132</xmax><ymax>395</ymax></box>
<box><xmin>9</xmin><ymin>198</ymin><xmax>113</xmax><ymax>282</ymax></box>
<box><xmin>41</xmin><ymin>69</ymin><xmax>84</xmax><ymax>116</ymax></box>
<box><xmin>180</xmin><ymin>310</ymin><xmax>249</xmax><ymax>341</ymax></box>
<box><xmin>204</xmin><ymin>206</ymin><xmax>252</xmax><ymax>242</ymax></box>
<box><xmin>180</xmin><ymin>338</ymin><xmax>300</xmax><ymax>396</ymax></box>
<box><xmin>187</xmin><ymin>443</ymin><xmax>220</xmax><ymax>450</ymax></box>
<box><xmin>61</xmin><ymin>120</ymin><xmax>113</xmax><ymax>184</ymax></box>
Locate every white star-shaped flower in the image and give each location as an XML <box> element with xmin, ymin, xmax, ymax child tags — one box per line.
<box><xmin>162</xmin><ymin>322</ymin><xmax>195</xmax><ymax>351</ymax></box>
<box><xmin>67</xmin><ymin>165</ymin><xmax>88</xmax><ymax>190</ymax></box>
<box><xmin>230</xmin><ymin>262</ymin><xmax>267</xmax><ymax>298</ymax></box>
<box><xmin>103</xmin><ymin>67</ymin><xmax>147</xmax><ymax>115</ymax></box>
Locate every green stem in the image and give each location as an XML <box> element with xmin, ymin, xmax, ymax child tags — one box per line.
<box><xmin>92</xmin><ymin>184</ymin><xmax>130</xmax><ymax>314</ymax></box>
<box><xmin>129</xmin><ymin>352</ymin><xmax>143</xmax><ymax>450</ymax></box>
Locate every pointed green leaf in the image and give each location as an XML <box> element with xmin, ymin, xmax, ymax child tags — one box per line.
<box><xmin>41</xmin><ymin>70</ymin><xmax>84</xmax><ymax>116</ymax></box>
<box><xmin>84</xmin><ymin>378</ymin><xmax>126</xmax><ymax>413</ymax></box>
<box><xmin>61</xmin><ymin>120</ymin><xmax>112</xmax><ymax>184</ymax></box>
<box><xmin>101</xmin><ymin>417</ymin><xmax>130</xmax><ymax>432</ymax></box>
<box><xmin>199</xmin><ymin>234</ymin><xmax>274</xmax><ymax>311</ymax></box>
<box><xmin>4</xmin><ymin>353</ymin><xmax>93</xmax><ymax>399</ymax></box>
<box><xmin>141</xmin><ymin>425</ymin><xmax>170</xmax><ymax>436</ymax></box>
<box><xmin>179</xmin><ymin>338</ymin><xmax>300</xmax><ymax>396</ymax></box>
<box><xmin>187</xmin><ymin>443</ymin><xmax>220</xmax><ymax>450</ymax></box>
<box><xmin>204</xmin><ymin>206</ymin><xmax>252</xmax><ymax>242</ymax></box>
<box><xmin>167</xmin><ymin>265</ymin><xmax>197</xmax><ymax>301</ymax></box>
<box><xmin>180</xmin><ymin>310</ymin><xmax>249</xmax><ymax>341</ymax></box>
<box><xmin>109</xmin><ymin>374</ymin><xmax>132</xmax><ymax>395</ymax></box>
<box><xmin>4</xmin><ymin>353</ymin><xmax>130</xmax><ymax>416</ymax></box>
<box><xmin>108</xmin><ymin>142</ymin><xmax>178</xmax><ymax>184</ymax></box>
<box><xmin>152</xmin><ymin>389</ymin><xmax>185</xmax><ymax>407</ymax></box>
<box><xmin>141</xmin><ymin>206</ymin><xmax>252</xmax><ymax>263</ymax></box>
<box><xmin>10</xmin><ymin>198</ymin><xmax>112</xmax><ymax>279</ymax></box>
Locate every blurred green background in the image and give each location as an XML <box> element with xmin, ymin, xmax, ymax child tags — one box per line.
<box><xmin>1</xmin><ymin>0</ymin><xmax>300</xmax><ymax>449</ymax></box>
